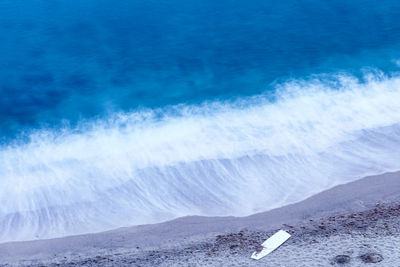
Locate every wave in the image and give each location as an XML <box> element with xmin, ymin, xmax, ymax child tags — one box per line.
<box><xmin>1</xmin><ymin>70</ymin><xmax>400</xmax><ymax>242</ymax></box>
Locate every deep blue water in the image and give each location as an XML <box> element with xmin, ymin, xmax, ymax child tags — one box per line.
<box><xmin>1</xmin><ymin>0</ymin><xmax>400</xmax><ymax>138</ymax></box>
<box><xmin>2</xmin><ymin>0</ymin><xmax>400</xmax><ymax>242</ymax></box>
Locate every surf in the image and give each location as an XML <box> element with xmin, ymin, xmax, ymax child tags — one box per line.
<box><xmin>1</xmin><ymin>70</ymin><xmax>400</xmax><ymax>242</ymax></box>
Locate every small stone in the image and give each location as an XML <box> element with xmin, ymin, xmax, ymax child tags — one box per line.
<box><xmin>360</xmin><ymin>253</ymin><xmax>383</xmax><ymax>263</ymax></box>
<box><xmin>334</xmin><ymin>255</ymin><xmax>350</xmax><ymax>264</ymax></box>
<box><xmin>255</xmin><ymin>246</ymin><xmax>264</xmax><ymax>253</ymax></box>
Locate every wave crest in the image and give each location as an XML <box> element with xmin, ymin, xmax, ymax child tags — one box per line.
<box><xmin>1</xmin><ymin>71</ymin><xmax>400</xmax><ymax>242</ymax></box>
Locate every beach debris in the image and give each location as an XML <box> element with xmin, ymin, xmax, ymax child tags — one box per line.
<box><xmin>360</xmin><ymin>253</ymin><xmax>383</xmax><ymax>263</ymax></box>
<box><xmin>251</xmin><ymin>230</ymin><xmax>291</xmax><ymax>260</ymax></box>
<box><xmin>334</xmin><ymin>255</ymin><xmax>350</xmax><ymax>264</ymax></box>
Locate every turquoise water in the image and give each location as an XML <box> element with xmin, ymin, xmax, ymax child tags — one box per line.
<box><xmin>1</xmin><ymin>0</ymin><xmax>400</xmax><ymax>138</ymax></box>
<box><xmin>1</xmin><ymin>0</ymin><xmax>400</xmax><ymax>242</ymax></box>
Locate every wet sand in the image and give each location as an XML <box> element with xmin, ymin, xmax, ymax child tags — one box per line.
<box><xmin>1</xmin><ymin>171</ymin><xmax>400</xmax><ymax>266</ymax></box>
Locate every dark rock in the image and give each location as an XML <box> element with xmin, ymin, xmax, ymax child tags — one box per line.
<box><xmin>334</xmin><ymin>255</ymin><xmax>350</xmax><ymax>264</ymax></box>
<box><xmin>255</xmin><ymin>246</ymin><xmax>264</xmax><ymax>253</ymax></box>
<box><xmin>360</xmin><ymin>253</ymin><xmax>383</xmax><ymax>263</ymax></box>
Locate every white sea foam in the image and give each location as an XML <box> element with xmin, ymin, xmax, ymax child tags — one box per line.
<box><xmin>1</xmin><ymin>71</ymin><xmax>400</xmax><ymax>242</ymax></box>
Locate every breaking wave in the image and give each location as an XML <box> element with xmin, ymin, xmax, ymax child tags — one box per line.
<box><xmin>1</xmin><ymin>71</ymin><xmax>400</xmax><ymax>242</ymax></box>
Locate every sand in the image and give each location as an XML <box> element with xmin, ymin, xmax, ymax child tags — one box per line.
<box><xmin>1</xmin><ymin>171</ymin><xmax>400</xmax><ymax>266</ymax></box>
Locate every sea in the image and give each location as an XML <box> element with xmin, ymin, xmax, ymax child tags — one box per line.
<box><xmin>1</xmin><ymin>0</ymin><xmax>400</xmax><ymax>242</ymax></box>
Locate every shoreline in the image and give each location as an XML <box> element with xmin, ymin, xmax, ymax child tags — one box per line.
<box><xmin>1</xmin><ymin>171</ymin><xmax>400</xmax><ymax>266</ymax></box>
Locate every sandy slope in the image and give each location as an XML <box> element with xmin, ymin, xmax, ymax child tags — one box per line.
<box><xmin>1</xmin><ymin>171</ymin><xmax>400</xmax><ymax>266</ymax></box>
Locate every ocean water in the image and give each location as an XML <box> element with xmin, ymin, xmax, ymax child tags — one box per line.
<box><xmin>1</xmin><ymin>0</ymin><xmax>400</xmax><ymax>242</ymax></box>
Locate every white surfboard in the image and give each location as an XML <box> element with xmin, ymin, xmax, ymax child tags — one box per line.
<box><xmin>251</xmin><ymin>230</ymin><xmax>291</xmax><ymax>260</ymax></box>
